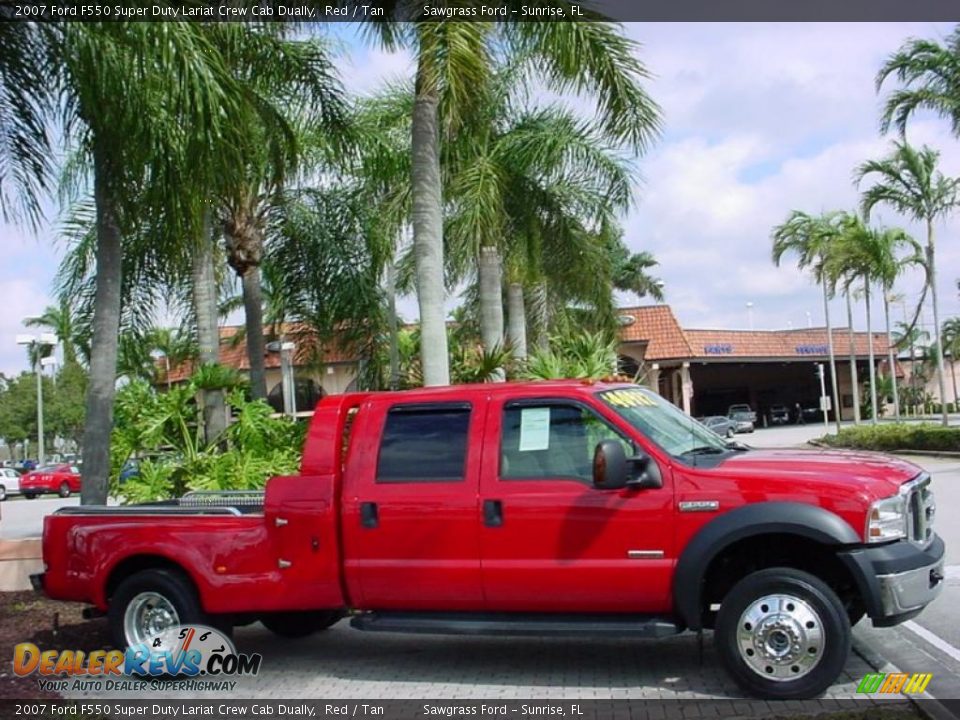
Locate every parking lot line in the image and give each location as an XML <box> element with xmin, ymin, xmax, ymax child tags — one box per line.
<box><xmin>903</xmin><ymin>619</ymin><xmax>960</xmax><ymax>664</ymax></box>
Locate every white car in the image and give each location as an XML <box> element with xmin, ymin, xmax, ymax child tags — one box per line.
<box><xmin>0</xmin><ymin>467</ymin><xmax>22</xmax><ymax>501</ymax></box>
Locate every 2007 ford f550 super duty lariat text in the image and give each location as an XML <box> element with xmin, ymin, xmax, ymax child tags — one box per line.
<box><xmin>35</xmin><ymin>381</ymin><xmax>944</xmax><ymax>698</ymax></box>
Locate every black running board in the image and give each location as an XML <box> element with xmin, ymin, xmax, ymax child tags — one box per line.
<box><xmin>350</xmin><ymin>612</ymin><xmax>681</xmax><ymax>638</ymax></box>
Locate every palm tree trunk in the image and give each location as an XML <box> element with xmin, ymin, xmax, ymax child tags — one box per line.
<box><xmin>506</xmin><ymin>282</ymin><xmax>527</xmax><ymax>361</ymax></box>
<box><xmin>884</xmin><ymin>294</ymin><xmax>900</xmax><ymax>420</ymax></box>
<box><xmin>823</xmin><ymin>284</ymin><xmax>842</xmax><ymax>433</ymax></box>
<box><xmin>846</xmin><ymin>291</ymin><xmax>861</xmax><ymax>424</ymax></box>
<box><xmin>79</xmin><ymin>140</ymin><xmax>122</xmax><ymax>506</ymax></box>
<box><xmin>865</xmin><ymin>280</ymin><xmax>878</xmax><ymax>423</ymax></box>
<box><xmin>192</xmin><ymin>211</ymin><xmax>226</xmax><ymax>442</ymax></box>
<box><xmin>386</xmin><ymin>257</ymin><xmax>400</xmax><ymax>390</ymax></box>
<box><xmin>927</xmin><ymin>221</ymin><xmax>949</xmax><ymax>426</ymax></box>
<box><xmin>530</xmin><ymin>280</ymin><xmax>550</xmax><ymax>351</ymax></box>
<box><xmin>411</xmin><ymin>56</ymin><xmax>450</xmax><ymax>387</ymax></box>
<box><xmin>240</xmin><ymin>267</ymin><xmax>267</xmax><ymax>399</ymax></box>
<box><xmin>478</xmin><ymin>245</ymin><xmax>505</xmax><ymax>381</ymax></box>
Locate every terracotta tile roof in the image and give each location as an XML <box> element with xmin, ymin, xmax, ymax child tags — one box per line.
<box><xmin>617</xmin><ymin>306</ymin><xmax>693</xmax><ymax>360</ymax></box>
<box><xmin>165</xmin><ymin>323</ymin><xmax>360</xmax><ymax>384</ymax></box>
<box><xmin>617</xmin><ymin>305</ymin><xmax>890</xmax><ymax>362</ymax></box>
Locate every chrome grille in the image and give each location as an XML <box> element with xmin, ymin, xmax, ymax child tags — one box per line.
<box><xmin>903</xmin><ymin>474</ymin><xmax>934</xmax><ymax>546</ymax></box>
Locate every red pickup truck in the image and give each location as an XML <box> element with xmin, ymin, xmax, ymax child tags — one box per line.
<box><xmin>36</xmin><ymin>381</ymin><xmax>944</xmax><ymax>699</ymax></box>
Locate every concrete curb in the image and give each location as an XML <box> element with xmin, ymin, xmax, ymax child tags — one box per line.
<box><xmin>852</xmin><ymin>631</ymin><xmax>957</xmax><ymax>720</ymax></box>
<box><xmin>806</xmin><ymin>440</ymin><xmax>960</xmax><ymax>458</ymax></box>
<box><xmin>0</xmin><ymin>537</ymin><xmax>42</xmax><ymax>592</ymax></box>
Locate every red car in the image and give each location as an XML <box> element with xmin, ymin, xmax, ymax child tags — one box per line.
<box><xmin>36</xmin><ymin>382</ymin><xmax>943</xmax><ymax>699</ymax></box>
<box><xmin>20</xmin><ymin>463</ymin><xmax>82</xmax><ymax>499</ymax></box>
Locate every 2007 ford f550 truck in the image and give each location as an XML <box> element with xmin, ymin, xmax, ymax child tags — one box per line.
<box><xmin>35</xmin><ymin>381</ymin><xmax>944</xmax><ymax>699</ymax></box>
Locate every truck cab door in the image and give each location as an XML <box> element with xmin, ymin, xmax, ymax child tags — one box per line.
<box><xmin>479</xmin><ymin>397</ymin><xmax>675</xmax><ymax>613</ymax></box>
<box><xmin>342</xmin><ymin>399</ymin><xmax>485</xmax><ymax>610</ymax></box>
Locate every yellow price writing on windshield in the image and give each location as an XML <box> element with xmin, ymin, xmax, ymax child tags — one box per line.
<box><xmin>603</xmin><ymin>389</ymin><xmax>656</xmax><ymax>408</ymax></box>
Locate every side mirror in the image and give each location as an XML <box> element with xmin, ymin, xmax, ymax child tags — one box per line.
<box><xmin>593</xmin><ymin>440</ymin><xmax>663</xmax><ymax>491</ymax></box>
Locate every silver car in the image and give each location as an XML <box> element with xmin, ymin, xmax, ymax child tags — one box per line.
<box><xmin>0</xmin><ymin>467</ymin><xmax>22</xmax><ymax>501</ymax></box>
<box><xmin>701</xmin><ymin>415</ymin><xmax>738</xmax><ymax>438</ymax></box>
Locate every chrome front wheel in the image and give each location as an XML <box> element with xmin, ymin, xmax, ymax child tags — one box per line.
<box><xmin>736</xmin><ymin>593</ymin><xmax>824</xmax><ymax>681</ymax></box>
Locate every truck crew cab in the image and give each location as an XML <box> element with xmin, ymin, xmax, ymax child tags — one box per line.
<box><xmin>35</xmin><ymin>381</ymin><xmax>944</xmax><ymax>699</ymax></box>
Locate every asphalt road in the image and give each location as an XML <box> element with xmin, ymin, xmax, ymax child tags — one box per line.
<box><xmin>0</xmin><ymin>495</ymin><xmax>81</xmax><ymax>540</ymax></box>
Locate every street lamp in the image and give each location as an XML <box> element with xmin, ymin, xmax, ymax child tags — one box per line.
<box><xmin>265</xmin><ymin>340</ymin><xmax>297</xmax><ymax>418</ymax></box>
<box><xmin>746</xmin><ymin>302</ymin><xmax>754</xmax><ymax>331</ymax></box>
<box><xmin>16</xmin><ymin>332</ymin><xmax>58</xmax><ymax>463</ymax></box>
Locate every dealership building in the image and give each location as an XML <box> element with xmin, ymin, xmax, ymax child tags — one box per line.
<box><xmin>616</xmin><ymin>305</ymin><xmax>892</xmax><ymax>422</ymax></box>
<box><xmin>165</xmin><ymin>306</ymin><xmax>893</xmax><ymax>423</ymax></box>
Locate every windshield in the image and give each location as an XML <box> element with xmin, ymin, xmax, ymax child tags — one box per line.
<box><xmin>598</xmin><ymin>387</ymin><xmax>729</xmax><ymax>458</ymax></box>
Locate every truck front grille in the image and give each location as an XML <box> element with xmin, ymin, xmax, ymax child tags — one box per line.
<box><xmin>904</xmin><ymin>474</ymin><xmax>935</xmax><ymax>546</ymax></box>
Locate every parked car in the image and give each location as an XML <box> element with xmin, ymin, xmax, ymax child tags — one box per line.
<box><xmin>769</xmin><ymin>405</ymin><xmax>790</xmax><ymax>425</ymax></box>
<box><xmin>0</xmin><ymin>468</ymin><xmax>21</xmax><ymax>501</ymax></box>
<box><xmin>19</xmin><ymin>464</ymin><xmax>82</xmax><ymax>499</ymax></box>
<box><xmin>700</xmin><ymin>415</ymin><xmax>737</xmax><ymax>438</ymax></box>
<box><xmin>14</xmin><ymin>459</ymin><xmax>37</xmax><ymax>472</ymax></box>
<box><xmin>36</xmin><ymin>381</ymin><xmax>944</xmax><ymax>700</ymax></box>
<box><xmin>728</xmin><ymin>409</ymin><xmax>756</xmax><ymax>433</ymax></box>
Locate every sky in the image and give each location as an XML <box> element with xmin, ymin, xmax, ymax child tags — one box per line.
<box><xmin>2</xmin><ymin>21</ymin><xmax>959</xmax><ymax>376</ymax></box>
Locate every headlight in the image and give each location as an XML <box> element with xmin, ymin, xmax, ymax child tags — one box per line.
<box><xmin>866</xmin><ymin>494</ymin><xmax>908</xmax><ymax>543</ymax></box>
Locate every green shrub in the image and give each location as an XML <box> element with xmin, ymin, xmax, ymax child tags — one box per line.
<box><xmin>819</xmin><ymin>423</ymin><xmax>960</xmax><ymax>452</ymax></box>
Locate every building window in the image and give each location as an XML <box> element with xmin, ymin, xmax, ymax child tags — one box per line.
<box><xmin>376</xmin><ymin>405</ymin><xmax>471</xmax><ymax>483</ymax></box>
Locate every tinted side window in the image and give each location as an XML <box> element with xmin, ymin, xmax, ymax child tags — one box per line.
<box><xmin>376</xmin><ymin>406</ymin><xmax>471</xmax><ymax>483</ymax></box>
<box><xmin>501</xmin><ymin>403</ymin><xmax>632</xmax><ymax>483</ymax></box>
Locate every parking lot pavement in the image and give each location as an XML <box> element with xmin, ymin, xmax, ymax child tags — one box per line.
<box><xmin>67</xmin><ymin>622</ymin><xmax>893</xmax><ymax>707</ymax></box>
<box><xmin>0</xmin><ymin>496</ymin><xmax>80</xmax><ymax>539</ymax></box>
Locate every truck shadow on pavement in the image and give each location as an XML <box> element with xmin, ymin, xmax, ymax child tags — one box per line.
<box><xmin>220</xmin><ymin>621</ymin><xmax>871</xmax><ymax>701</ymax></box>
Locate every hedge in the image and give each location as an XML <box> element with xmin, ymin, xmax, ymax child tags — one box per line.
<box><xmin>818</xmin><ymin>423</ymin><xmax>960</xmax><ymax>452</ymax></box>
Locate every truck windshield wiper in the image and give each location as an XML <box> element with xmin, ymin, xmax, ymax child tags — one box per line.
<box><xmin>681</xmin><ymin>446</ymin><xmax>727</xmax><ymax>456</ymax></box>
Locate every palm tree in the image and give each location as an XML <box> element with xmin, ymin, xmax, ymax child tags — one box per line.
<box><xmin>877</xmin><ymin>27</ymin><xmax>960</xmax><ymax>137</ymax></box>
<box><xmin>772</xmin><ymin>211</ymin><xmax>844</xmax><ymax>431</ymax></box>
<box><xmin>214</xmin><ymin>32</ymin><xmax>349</xmax><ymax>400</ymax></box>
<box><xmin>856</xmin><ymin>141</ymin><xmax>960</xmax><ymax>426</ymax></box>
<box><xmin>367</xmin><ymin>19</ymin><xmax>661</xmax><ymax>386</ymax></box>
<box><xmin>893</xmin><ymin>320</ymin><xmax>930</xmax><ymax>415</ymax></box>
<box><xmin>54</xmin><ymin>24</ymin><xmax>256</xmax><ymax>505</ymax></box>
<box><xmin>25</xmin><ymin>300</ymin><xmax>86</xmax><ymax>366</ymax></box>
<box><xmin>446</xmin><ymin>94</ymin><xmax>639</xmax><ymax>376</ymax></box>
<box><xmin>941</xmin><ymin>317</ymin><xmax>960</xmax><ymax>407</ymax></box>
<box><xmin>826</xmin><ymin>217</ymin><xmax>921</xmax><ymax>422</ymax></box>
<box><xmin>0</xmin><ymin>19</ymin><xmax>55</xmax><ymax>226</ymax></box>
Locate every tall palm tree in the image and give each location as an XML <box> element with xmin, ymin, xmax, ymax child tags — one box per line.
<box><xmin>856</xmin><ymin>141</ymin><xmax>960</xmax><ymax>426</ymax></box>
<box><xmin>54</xmin><ymin>24</ymin><xmax>256</xmax><ymax>505</ymax></box>
<box><xmin>893</xmin><ymin>320</ymin><xmax>930</xmax><ymax>415</ymax></box>
<box><xmin>214</xmin><ymin>32</ymin><xmax>349</xmax><ymax>400</ymax></box>
<box><xmin>772</xmin><ymin>210</ymin><xmax>844</xmax><ymax>431</ymax></box>
<box><xmin>446</xmin><ymin>96</ymin><xmax>638</xmax><ymax>376</ymax></box>
<box><xmin>825</xmin><ymin>218</ymin><xmax>921</xmax><ymax>422</ymax></box>
<box><xmin>367</xmin><ymin>18</ymin><xmax>660</xmax><ymax>386</ymax></box>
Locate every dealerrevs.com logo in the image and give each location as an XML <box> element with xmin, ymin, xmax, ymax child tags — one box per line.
<box><xmin>13</xmin><ymin>624</ymin><xmax>262</xmax><ymax>693</ymax></box>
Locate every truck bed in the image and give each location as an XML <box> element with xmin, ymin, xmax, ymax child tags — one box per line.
<box><xmin>42</xmin><ymin>477</ymin><xmax>344</xmax><ymax>615</ymax></box>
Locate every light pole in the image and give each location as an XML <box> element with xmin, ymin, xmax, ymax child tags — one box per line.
<box><xmin>266</xmin><ymin>340</ymin><xmax>297</xmax><ymax>418</ymax></box>
<box><xmin>746</xmin><ymin>302</ymin><xmax>754</xmax><ymax>331</ymax></box>
<box><xmin>16</xmin><ymin>332</ymin><xmax>58</xmax><ymax>463</ymax></box>
<box><xmin>816</xmin><ymin>363</ymin><xmax>829</xmax><ymax>431</ymax></box>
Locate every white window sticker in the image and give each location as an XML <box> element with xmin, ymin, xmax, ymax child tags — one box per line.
<box><xmin>518</xmin><ymin>407</ymin><xmax>551</xmax><ymax>452</ymax></box>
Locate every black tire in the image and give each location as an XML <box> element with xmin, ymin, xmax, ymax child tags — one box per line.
<box><xmin>58</xmin><ymin>482</ymin><xmax>71</xmax><ymax>498</ymax></box>
<box><xmin>0</xmin><ymin>485</ymin><xmax>6</xmax><ymax>501</ymax></box>
<box><xmin>715</xmin><ymin>567</ymin><xmax>850</xmax><ymax>700</ymax></box>
<box><xmin>23</xmin><ymin>493</ymin><xmax>36</xmax><ymax>500</ymax></box>
<box><xmin>260</xmin><ymin>610</ymin><xmax>342</xmax><ymax>638</ymax></box>
<box><xmin>108</xmin><ymin>568</ymin><xmax>212</xmax><ymax>649</ymax></box>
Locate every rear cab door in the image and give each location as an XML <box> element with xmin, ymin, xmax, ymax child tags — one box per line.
<box><xmin>341</xmin><ymin>392</ymin><xmax>487</xmax><ymax>610</ymax></box>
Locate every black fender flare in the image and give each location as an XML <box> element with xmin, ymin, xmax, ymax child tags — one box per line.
<box><xmin>673</xmin><ymin>502</ymin><xmax>861</xmax><ymax>630</ymax></box>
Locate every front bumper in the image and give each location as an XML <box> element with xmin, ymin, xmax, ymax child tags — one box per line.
<box><xmin>841</xmin><ymin>534</ymin><xmax>945</xmax><ymax>627</ymax></box>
